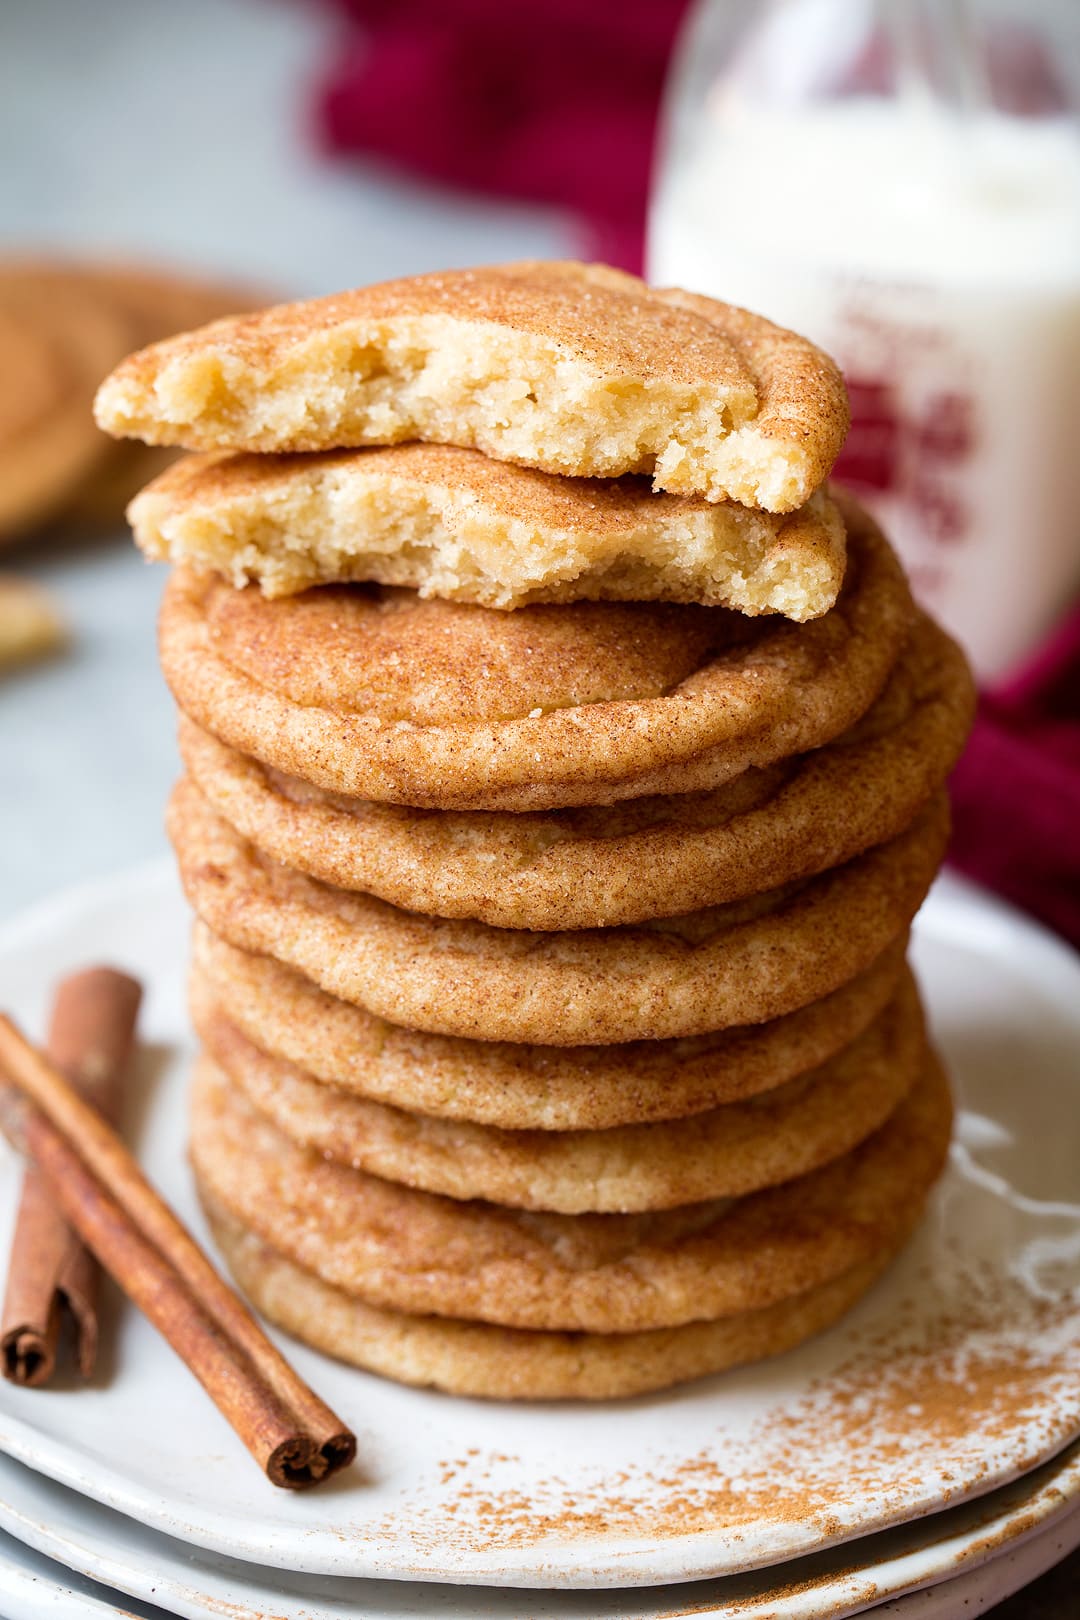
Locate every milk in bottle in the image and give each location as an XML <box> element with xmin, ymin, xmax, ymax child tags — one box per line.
<box><xmin>649</xmin><ymin>0</ymin><xmax>1080</xmax><ymax>677</ymax></box>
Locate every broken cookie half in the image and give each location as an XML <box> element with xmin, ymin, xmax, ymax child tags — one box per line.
<box><xmin>96</xmin><ymin>261</ymin><xmax>849</xmax><ymax>515</ymax></box>
<box><xmin>129</xmin><ymin>442</ymin><xmax>847</xmax><ymax>619</ymax></box>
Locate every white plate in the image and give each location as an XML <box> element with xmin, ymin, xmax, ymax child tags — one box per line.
<box><xmin>0</xmin><ymin>1439</ymin><xmax>1078</xmax><ymax>1618</ymax></box>
<box><xmin>0</xmin><ymin>1526</ymin><xmax>163</xmax><ymax>1620</ymax></box>
<box><xmin>876</xmin><ymin>1516</ymin><xmax>1080</xmax><ymax>1618</ymax></box>
<box><xmin>0</xmin><ymin>864</ymin><xmax>1078</xmax><ymax>1589</ymax></box>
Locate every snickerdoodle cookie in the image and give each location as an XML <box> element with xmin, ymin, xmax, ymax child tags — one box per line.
<box><xmin>191</xmin><ymin>969</ymin><xmax>923</xmax><ymax>1213</ymax></box>
<box><xmin>171</xmin><ymin>780</ymin><xmax>946</xmax><ymax>1045</ymax></box>
<box><xmin>203</xmin><ymin>1196</ymin><xmax>903</xmax><ymax>1401</ymax></box>
<box><xmin>191</xmin><ymin>924</ymin><xmax>906</xmax><ymax>1130</ymax></box>
<box><xmin>190</xmin><ymin>1052</ymin><xmax>952</xmax><ymax>1333</ymax></box>
<box><xmin>159</xmin><ymin>493</ymin><xmax>912</xmax><ymax>813</ymax></box>
<box><xmin>129</xmin><ymin>446</ymin><xmax>846</xmax><ymax>619</ymax></box>
<box><xmin>95</xmin><ymin>261</ymin><xmax>849</xmax><ymax>512</ymax></box>
<box><xmin>179</xmin><ymin>612</ymin><xmax>971</xmax><ymax>929</ymax></box>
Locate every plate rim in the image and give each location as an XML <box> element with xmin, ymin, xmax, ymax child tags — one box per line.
<box><xmin>0</xmin><ymin>1441</ymin><xmax>1078</xmax><ymax>1620</ymax></box>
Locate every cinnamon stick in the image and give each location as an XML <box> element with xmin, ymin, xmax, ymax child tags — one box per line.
<box><xmin>1</xmin><ymin>967</ymin><xmax>141</xmax><ymax>1385</ymax></box>
<box><xmin>0</xmin><ymin>1013</ymin><xmax>355</xmax><ymax>1489</ymax></box>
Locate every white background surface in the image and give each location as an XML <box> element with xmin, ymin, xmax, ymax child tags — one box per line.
<box><xmin>0</xmin><ymin>0</ymin><xmax>574</xmax><ymax>914</ymax></box>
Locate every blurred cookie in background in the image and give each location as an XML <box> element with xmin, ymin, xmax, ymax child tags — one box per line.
<box><xmin>0</xmin><ymin>576</ymin><xmax>66</xmax><ymax>673</ymax></box>
<box><xmin>63</xmin><ymin>440</ymin><xmax>179</xmax><ymax>530</ymax></box>
<box><xmin>0</xmin><ymin>261</ymin><xmax>263</xmax><ymax>545</ymax></box>
<box><xmin>0</xmin><ymin>266</ymin><xmax>128</xmax><ymax>542</ymax></box>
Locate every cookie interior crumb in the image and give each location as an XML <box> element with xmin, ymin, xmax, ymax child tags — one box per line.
<box><xmin>95</xmin><ymin>262</ymin><xmax>849</xmax><ymax>513</ymax></box>
<box><xmin>130</xmin><ymin>444</ymin><xmax>847</xmax><ymax>620</ymax></box>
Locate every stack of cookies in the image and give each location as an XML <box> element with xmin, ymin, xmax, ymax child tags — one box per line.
<box><xmin>95</xmin><ymin>263</ymin><xmax>974</xmax><ymax>1400</ymax></box>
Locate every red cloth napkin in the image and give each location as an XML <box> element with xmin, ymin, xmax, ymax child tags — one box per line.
<box><xmin>315</xmin><ymin>1</ymin><xmax>1080</xmax><ymax>953</ymax></box>
<box><xmin>316</xmin><ymin>0</ymin><xmax>691</xmax><ymax>272</ymax></box>
<box><xmin>950</xmin><ymin>609</ymin><xmax>1080</xmax><ymax>949</ymax></box>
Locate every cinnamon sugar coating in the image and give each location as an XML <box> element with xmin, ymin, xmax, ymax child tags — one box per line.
<box><xmin>203</xmin><ymin>1195</ymin><xmax>902</xmax><ymax>1401</ymax></box>
<box><xmin>170</xmin><ymin>779</ymin><xmax>946</xmax><ymax>1045</ymax></box>
<box><xmin>95</xmin><ymin>261</ymin><xmax>849</xmax><ymax>512</ymax></box>
<box><xmin>191</xmin><ymin>971</ymin><xmax>923</xmax><ymax>1213</ymax></box>
<box><xmin>189</xmin><ymin>1053</ymin><xmax>952</xmax><ymax>1333</ymax></box>
<box><xmin>190</xmin><ymin>925</ymin><xmax>906</xmax><ymax>1130</ymax></box>
<box><xmin>179</xmin><ymin>612</ymin><xmax>972</xmax><ymax>930</ymax></box>
<box><xmin>159</xmin><ymin>492</ymin><xmax>913</xmax><ymax>812</ymax></box>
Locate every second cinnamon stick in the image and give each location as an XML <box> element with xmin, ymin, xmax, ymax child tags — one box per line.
<box><xmin>1</xmin><ymin>967</ymin><xmax>141</xmax><ymax>1385</ymax></box>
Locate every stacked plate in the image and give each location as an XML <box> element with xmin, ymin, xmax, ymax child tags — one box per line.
<box><xmin>0</xmin><ymin>860</ymin><xmax>1077</xmax><ymax>1618</ymax></box>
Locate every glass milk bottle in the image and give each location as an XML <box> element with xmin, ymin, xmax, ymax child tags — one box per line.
<box><xmin>649</xmin><ymin>0</ymin><xmax>1080</xmax><ymax>679</ymax></box>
